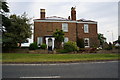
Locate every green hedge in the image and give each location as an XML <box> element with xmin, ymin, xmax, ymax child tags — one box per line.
<box><xmin>41</xmin><ymin>43</ymin><xmax>47</xmax><ymax>49</ymax></box>
<box><xmin>29</xmin><ymin>42</ymin><xmax>38</xmax><ymax>50</ymax></box>
<box><xmin>64</xmin><ymin>41</ymin><xmax>79</xmax><ymax>52</ymax></box>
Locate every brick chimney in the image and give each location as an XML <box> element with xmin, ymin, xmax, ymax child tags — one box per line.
<box><xmin>40</xmin><ymin>9</ymin><xmax>45</xmax><ymax>19</ymax></box>
<box><xmin>71</xmin><ymin>7</ymin><xmax>76</xmax><ymax>20</ymax></box>
<box><xmin>68</xmin><ymin>16</ymin><xmax>70</xmax><ymax>20</ymax></box>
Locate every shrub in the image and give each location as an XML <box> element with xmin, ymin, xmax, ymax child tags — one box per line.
<box><xmin>64</xmin><ymin>41</ymin><xmax>79</xmax><ymax>52</ymax></box>
<box><xmin>105</xmin><ymin>42</ymin><xmax>113</xmax><ymax>50</ymax></box>
<box><xmin>41</xmin><ymin>43</ymin><xmax>47</xmax><ymax>49</ymax></box>
<box><xmin>77</xmin><ymin>38</ymin><xmax>84</xmax><ymax>48</ymax></box>
<box><xmin>29</xmin><ymin>42</ymin><xmax>38</xmax><ymax>50</ymax></box>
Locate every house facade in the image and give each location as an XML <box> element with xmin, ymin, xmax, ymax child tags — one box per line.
<box><xmin>34</xmin><ymin>7</ymin><xmax>99</xmax><ymax>50</ymax></box>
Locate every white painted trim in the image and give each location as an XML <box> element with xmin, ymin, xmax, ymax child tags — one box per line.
<box><xmin>84</xmin><ymin>24</ymin><xmax>89</xmax><ymax>33</ymax></box>
<box><xmin>77</xmin><ymin>21</ymin><xmax>97</xmax><ymax>24</ymax></box>
<box><xmin>33</xmin><ymin>19</ymin><xmax>97</xmax><ymax>24</ymax></box>
<box><xmin>45</xmin><ymin>38</ymin><xmax>49</xmax><ymax>49</ymax></box>
<box><xmin>34</xmin><ymin>19</ymin><xmax>76</xmax><ymax>23</ymax></box>
<box><xmin>84</xmin><ymin>38</ymin><xmax>90</xmax><ymax>48</ymax></box>
<box><xmin>20</xmin><ymin>76</ymin><xmax>61</xmax><ymax>78</ymax></box>
<box><xmin>45</xmin><ymin>37</ymin><xmax>55</xmax><ymax>50</ymax></box>
<box><xmin>3</xmin><ymin>61</ymin><xmax>118</xmax><ymax>66</ymax></box>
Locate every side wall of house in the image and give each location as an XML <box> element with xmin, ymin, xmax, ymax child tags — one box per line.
<box><xmin>77</xmin><ymin>23</ymin><xmax>99</xmax><ymax>47</ymax></box>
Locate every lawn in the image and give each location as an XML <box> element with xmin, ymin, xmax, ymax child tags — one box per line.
<box><xmin>2</xmin><ymin>53</ymin><xmax>120</xmax><ymax>63</ymax></box>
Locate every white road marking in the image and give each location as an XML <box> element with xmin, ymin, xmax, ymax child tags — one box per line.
<box><xmin>20</xmin><ymin>76</ymin><xmax>61</xmax><ymax>78</ymax></box>
<box><xmin>2</xmin><ymin>61</ymin><xmax>118</xmax><ymax>66</ymax></box>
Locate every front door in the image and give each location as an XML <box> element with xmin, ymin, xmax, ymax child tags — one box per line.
<box><xmin>48</xmin><ymin>38</ymin><xmax>52</xmax><ymax>51</ymax></box>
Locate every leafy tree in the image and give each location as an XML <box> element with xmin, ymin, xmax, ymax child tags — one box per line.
<box><xmin>10</xmin><ymin>13</ymin><xmax>32</xmax><ymax>47</ymax></box>
<box><xmin>0</xmin><ymin>1</ymin><xmax>11</xmax><ymax>32</ymax></box>
<box><xmin>98</xmin><ymin>33</ymin><xmax>106</xmax><ymax>47</ymax></box>
<box><xmin>76</xmin><ymin>37</ymin><xmax>84</xmax><ymax>48</ymax></box>
<box><xmin>0</xmin><ymin>1</ymin><xmax>13</xmax><ymax>47</ymax></box>
<box><xmin>3</xmin><ymin>13</ymin><xmax>32</xmax><ymax>48</ymax></box>
<box><xmin>0</xmin><ymin>1</ymin><xmax>9</xmax><ymax>13</ymax></box>
<box><xmin>53</xmin><ymin>29</ymin><xmax>64</xmax><ymax>49</ymax></box>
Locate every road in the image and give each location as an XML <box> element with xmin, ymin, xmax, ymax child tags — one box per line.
<box><xmin>2</xmin><ymin>61</ymin><xmax>119</xmax><ymax>78</ymax></box>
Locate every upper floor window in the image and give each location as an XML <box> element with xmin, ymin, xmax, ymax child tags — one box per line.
<box><xmin>62</xmin><ymin>23</ymin><xmax>68</xmax><ymax>32</ymax></box>
<box><xmin>84</xmin><ymin>24</ymin><xmax>89</xmax><ymax>33</ymax></box>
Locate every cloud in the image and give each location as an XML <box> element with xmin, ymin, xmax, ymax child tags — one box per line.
<box><xmin>7</xmin><ymin>0</ymin><xmax>119</xmax><ymax>2</ymax></box>
<box><xmin>8</xmin><ymin>1</ymin><xmax>119</xmax><ymax>42</ymax></box>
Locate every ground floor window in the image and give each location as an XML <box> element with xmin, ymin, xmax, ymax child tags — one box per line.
<box><xmin>64</xmin><ymin>37</ymin><xmax>69</xmax><ymax>43</ymax></box>
<box><xmin>84</xmin><ymin>38</ymin><xmax>89</xmax><ymax>48</ymax></box>
<box><xmin>37</xmin><ymin>37</ymin><xmax>43</xmax><ymax>46</ymax></box>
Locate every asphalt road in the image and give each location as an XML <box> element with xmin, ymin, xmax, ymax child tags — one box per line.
<box><xmin>2</xmin><ymin>61</ymin><xmax>119</xmax><ymax>78</ymax></box>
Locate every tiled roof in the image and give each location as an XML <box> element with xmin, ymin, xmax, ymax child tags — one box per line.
<box><xmin>34</xmin><ymin>17</ymin><xmax>97</xmax><ymax>23</ymax></box>
<box><xmin>36</xmin><ymin>16</ymin><xmax>70</xmax><ymax>21</ymax></box>
<box><xmin>45</xmin><ymin>16</ymin><xmax>69</xmax><ymax>20</ymax></box>
<box><xmin>77</xmin><ymin>18</ymin><xmax>96</xmax><ymax>22</ymax></box>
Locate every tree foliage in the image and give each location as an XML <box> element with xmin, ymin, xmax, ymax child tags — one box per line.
<box><xmin>76</xmin><ymin>37</ymin><xmax>84</xmax><ymax>48</ymax></box>
<box><xmin>1</xmin><ymin>1</ymin><xmax>32</xmax><ymax>48</ymax></box>
<box><xmin>98</xmin><ymin>33</ymin><xmax>106</xmax><ymax>47</ymax></box>
<box><xmin>3</xmin><ymin>13</ymin><xmax>32</xmax><ymax>47</ymax></box>
<box><xmin>53</xmin><ymin>29</ymin><xmax>64</xmax><ymax>49</ymax></box>
<box><xmin>0</xmin><ymin>1</ymin><xmax>11</xmax><ymax>32</ymax></box>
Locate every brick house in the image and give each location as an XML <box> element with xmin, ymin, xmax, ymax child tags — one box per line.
<box><xmin>34</xmin><ymin>7</ymin><xmax>99</xmax><ymax>50</ymax></box>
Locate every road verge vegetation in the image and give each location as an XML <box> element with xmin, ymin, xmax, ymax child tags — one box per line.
<box><xmin>2</xmin><ymin>53</ymin><xmax>120</xmax><ymax>63</ymax></box>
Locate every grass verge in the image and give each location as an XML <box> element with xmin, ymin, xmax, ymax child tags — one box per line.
<box><xmin>2</xmin><ymin>53</ymin><xmax>120</xmax><ymax>63</ymax></box>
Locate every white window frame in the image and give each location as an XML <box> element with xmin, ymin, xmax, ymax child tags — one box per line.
<box><xmin>37</xmin><ymin>37</ymin><xmax>43</xmax><ymax>46</ymax></box>
<box><xmin>62</xmin><ymin>23</ymin><xmax>68</xmax><ymax>32</ymax></box>
<box><xmin>84</xmin><ymin>24</ymin><xmax>89</xmax><ymax>33</ymax></box>
<box><xmin>64</xmin><ymin>37</ymin><xmax>69</xmax><ymax>43</ymax></box>
<box><xmin>84</xmin><ymin>38</ymin><xmax>89</xmax><ymax>48</ymax></box>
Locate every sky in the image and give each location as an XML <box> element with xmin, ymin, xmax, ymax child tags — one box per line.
<box><xmin>7</xmin><ymin>0</ymin><xmax>119</xmax><ymax>43</ymax></box>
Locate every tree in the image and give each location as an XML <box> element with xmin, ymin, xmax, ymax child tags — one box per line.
<box><xmin>0</xmin><ymin>1</ymin><xmax>13</xmax><ymax>47</ymax></box>
<box><xmin>3</xmin><ymin>13</ymin><xmax>32</xmax><ymax>48</ymax></box>
<box><xmin>98</xmin><ymin>33</ymin><xmax>106</xmax><ymax>47</ymax></box>
<box><xmin>11</xmin><ymin>13</ymin><xmax>32</xmax><ymax>47</ymax></box>
<box><xmin>53</xmin><ymin>29</ymin><xmax>64</xmax><ymax>49</ymax></box>
<box><xmin>0</xmin><ymin>1</ymin><xmax>11</xmax><ymax>33</ymax></box>
<box><xmin>76</xmin><ymin>37</ymin><xmax>84</xmax><ymax>48</ymax></box>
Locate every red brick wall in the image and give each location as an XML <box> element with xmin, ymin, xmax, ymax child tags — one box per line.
<box><xmin>77</xmin><ymin>23</ymin><xmax>99</xmax><ymax>47</ymax></box>
<box><xmin>77</xmin><ymin>23</ymin><xmax>97</xmax><ymax>38</ymax></box>
<box><xmin>34</xmin><ymin>21</ymin><xmax>99</xmax><ymax>47</ymax></box>
<box><xmin>34</xmin><ymin>22</ymin><xmax>76</xmax><ymax>42</ymax></box>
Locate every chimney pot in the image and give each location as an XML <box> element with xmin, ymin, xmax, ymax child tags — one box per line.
<box><xmin>68</xmin><ymin>16</ymin><xmax>70</xmax><ymax>20</ymax></box>
<box><xmin>40</xmin><ymin>9</ymin><xmax>45</xmax><ymax>19</ymax></box>
<box><xmin>71</xmin><ymin>7</ymin><xmax>76</xmax><ymax>20</ymax></box>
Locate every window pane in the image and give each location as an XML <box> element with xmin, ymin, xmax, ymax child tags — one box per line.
<box><xmin>84</xmin><ymin>24</ymin><xmax>89</xmax><ymax>33</ymax></box>
<box><xmin>84</xmin><ymin>38</ymin><xmax>89</xmax><ymax>47</ymax></box>
<box><xmin>64</xmin><ymin>37</ymin><xmax>69</xmax><ymax>42</ymax></box>
<box><xmin>62</xmin><ymin>23</ymin><xmax>68</xmax><ymax>32</ymax></box>
<box><xmin>37</xmin><ymin>37</ymin><xmax>43</xmax><ymax>45</ymax></box>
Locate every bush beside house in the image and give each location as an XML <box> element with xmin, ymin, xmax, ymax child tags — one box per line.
<box><xmin>77</xmin><ymin>38</ymin><xmax>84</xmax><ymax>48</ymax></box>
<box><xmin>29</xmin><ymin>42</ymin><xmax>38</xmax><ymax>50</ymax></box>
<box><xmin>58</xmin><ymin>41</ymin><xmax>79</xmax><ymax>53</ymax></box>
<box><xmin>40</xmin><ymin>43</ymin><xmax>47</xmax><ymax>49</ymax></box>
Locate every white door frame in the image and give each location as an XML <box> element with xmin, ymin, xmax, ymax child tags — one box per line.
<box><xmin>45</xmin><ymin>37</ymin><xmax>55</xmax><ymax>50</ymax></box>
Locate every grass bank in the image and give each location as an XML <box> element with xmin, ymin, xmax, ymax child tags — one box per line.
<box><xmin>2</xmin><ymin>53</ymin><xmax>120</xmax><ymax>63</ymax></box>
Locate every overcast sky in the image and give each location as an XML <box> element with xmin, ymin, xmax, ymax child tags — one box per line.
<box><xmin>7</xmin><ymin>0</ymin><xmax>119</xmax><ymax>43</ymax></box>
